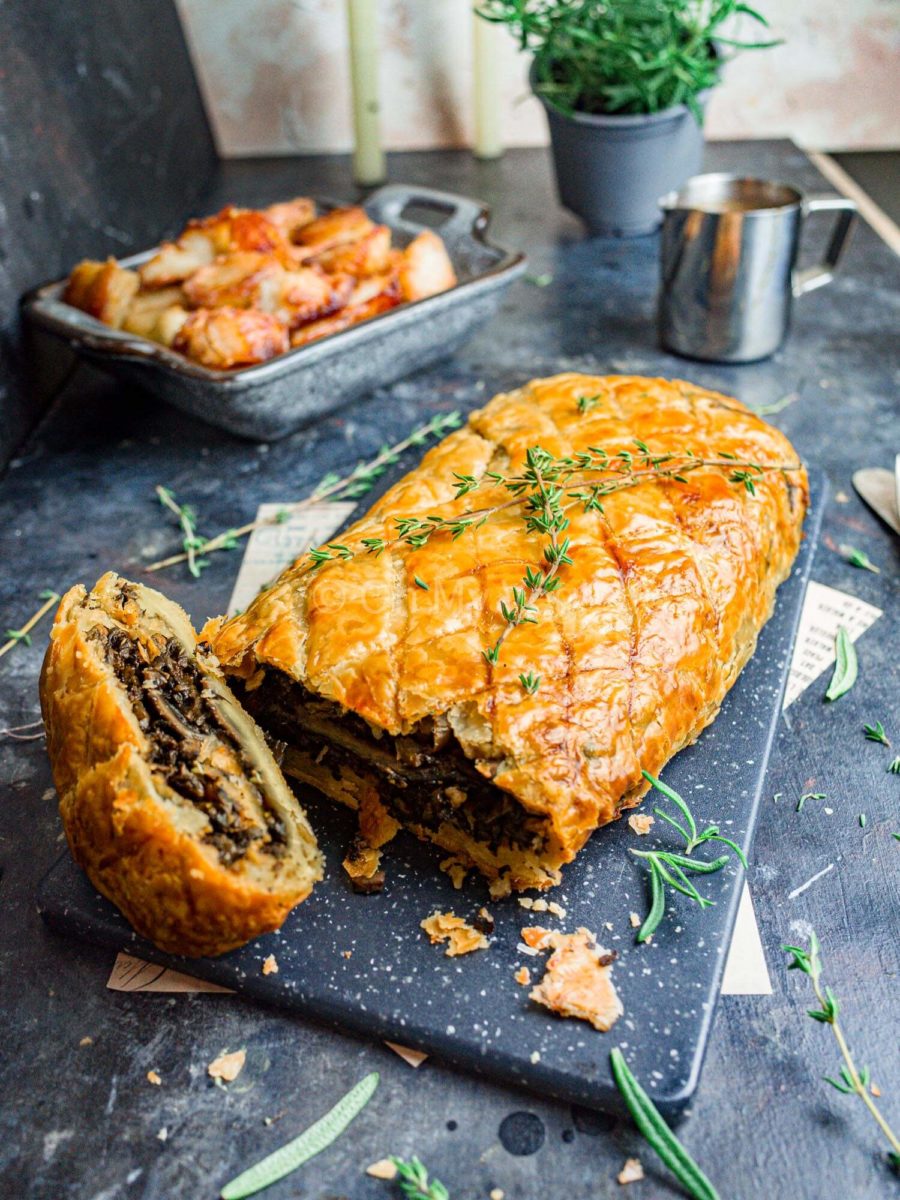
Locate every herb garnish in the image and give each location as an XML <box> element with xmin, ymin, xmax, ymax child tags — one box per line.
<box><xmin>576</xmin><ymin>393</ymin><xmax>602</xmax><ymax>414</ymax></box>
<box><xmin>630</xmin><ymin>771</ymin><xmax>747</xmax><ymax>943</ymax></box>
<box><xmin>839</xmin><ymin>544</ymin><xmax>880</xmax><ymax>573</ymax></box>
<box><xmin>610</xmin><ymin>1048</ymin><xmax>720</xmax><ymax>1200</ymax></box>
<box><xmin>156</xmin><ymin>486</ymin><xmax>212</xmax><ymax>579</ymax></box>
<box><xmin>888</xmin><ymin>757</ymin><xmax>900</xmax><ymax>775</ymax></box>
<box><xmin>519</xmin><ymin>670</ymin><xmax>541</xmax><ymax>695</ymax></box>
<box><xmin>825</xmin><ymin>626</ymin><xmax>857</xmax><ymax>701</ymax></box>
<box><xmin>783</xmin><ymin>933</ymin><xmax>900</xmax><ymax>1173</ymax></box>
<box><xmin>145</xmin><ymin>412</ymin><xmax>462</xmax><ymax>575</ymax></box>
<box><xmin>796</xmin><ymin>792</ymin><xmax>826</xmax><ymax>813</ymax></box>
<box><xmin>0</xmin><ymin>590</ymin><xmax>61</xmax><ymax>661</ymax></box>
<box><xmin>219</xmin><ymin>1072</ymin><xmax>379</xmax><ymax>1199</ymax></box>
<box><xmin>390</xmin><ymin>1156</ymin><xmax>450</xmax><ymax>1200</ymax></box>
<box><xmin>305</xmin><ymin>440</ymin><xmax>801</xmax><ymax>687</ymax></box>
<box><xmin>863</xmin><ymin>721</ymin><xmax>890</xmax><ymax>746</ymax></box>
<box><xmin>525</xmin><ymin>272</ymin><xmax>553</xmax><ymax>287</ymax></box>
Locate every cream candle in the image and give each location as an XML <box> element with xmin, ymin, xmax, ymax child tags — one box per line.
<box><xmin>346</xmin><ymin>0</ymin><xmax>385</xmax><ymax>185</ymax></box>
<box><xmin>473</xmin><ymin>12</ymin><xmax>503</xmax><ymax>160</ymax></box>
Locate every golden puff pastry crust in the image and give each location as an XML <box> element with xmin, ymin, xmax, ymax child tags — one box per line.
<box><xmin>40</xmin><ymin>573</ymin><xmax>322</xmax><ymax>956</ymax></box>
<box><xmin>209</xmin><ymin>374</ymin><xmax>808</xmax><ymax>891</ymax></box>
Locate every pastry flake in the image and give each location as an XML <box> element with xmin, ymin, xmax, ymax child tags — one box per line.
<box><xmin>526</xmin><ymin>927</ymin><xmax>623</xmax><ymax>1032</ymax></box>
<box><xmin>421</xmin><ymin>911</ymin><xmax>489</xmax><ymax>957</ymax></box>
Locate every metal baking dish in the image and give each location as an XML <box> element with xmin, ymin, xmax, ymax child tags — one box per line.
<box><xmin>22</xmin><ymin>183</ymin><xmax>526</xmax><ymax>441</ymax></box>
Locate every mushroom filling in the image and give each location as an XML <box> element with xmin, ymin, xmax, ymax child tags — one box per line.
<box><xmin>96</xmin><ymin>627</ymin><xmax>287</xmax><ymax>865</ymax></box>
<box><xmin>236</xmin><ymin>671</ymin><xmax>547</xmax><ymax>856</ymax></box>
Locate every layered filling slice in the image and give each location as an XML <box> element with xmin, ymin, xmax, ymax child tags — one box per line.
<box><xmin>94</xmin><ymin>624</ymin><xmax>290</xmax><ymax>868</ymax></box>
<box><xmin>234</xmin><ymin>669</ymin><xmax>551</xmax><ymax>867</ymax></box>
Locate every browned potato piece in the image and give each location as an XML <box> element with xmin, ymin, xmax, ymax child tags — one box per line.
<box><xmin>396</xmin><ymin>231</ymin><xmax>457</xmax><ymax>301</ymax></box>
<box><xmin>312</xmin><ymin>225</ymin><xmax>392</xmax><ymax>278</ymax></box>
<box><xmin>182</xmin><ymin>252</ymin><xmax>280</xmax><ymax>309</ymax></box>
<box><xmin>184</xmin><ymin>253</ymin><xmax>346</xmax><ymax>329</ymax></box>
<box><xmin>263</xmin><ymin>197</ymin><xmax>316</xmax><ymax>238</ymax></box>
<box><xmin>141</xmin><ymin>208</ymin><xmax>294</xmax><ymax>289</ymax></box>
<box><xmin>173</xmin><ymin>307</ymin><xmax>288</xmax><ymax>369</ymax></box>
<box><xmin>289</xmin><ymin>293</ymin><xmax>399</xmax><ymax>348</ymax></box>
<box><xmin>292</xmin><ymin>205</ymin><xmax>375</xmax><ymax>253</ymax></box>
<box><xmin>122</xmin><ymin>287</ymin><xmax>186</xmax><ymax>340</ymax></box>
<box><xmin>139</xmin><ymin>229</ymin><xmax>217</xmax><ymax>288</ymax></box>
<box><xmin>64</xmin><ymin>259</ymin><xmax>140</xmax><ymax>328</ymax></box>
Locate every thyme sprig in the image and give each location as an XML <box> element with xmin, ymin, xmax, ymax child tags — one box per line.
<box><xmin>0</xmin><ymin>590</ymin><xmax>61</xmax><ymax>661</ymax></box>
<box><xmin>630</xmin><ymin>771</ymin><xmax>747</xmax><ymax>943</ymax></box>
<box><xmin>390</xmin><ymin>1156</ymin><xmax>450</xmax><ymax>1200</ymax></box>
<box><xmin>156</xmin><ymin>486</ymin><xmax>209</xmax><ymax>578</ymax></box>
<box><xmin>145</xmin><ymin>412</ymin><xmax>462</xmax><ymax>575</ymax></box>
<box><xmin>839</xmin><ymin>544</ymin><xmax>880</xmax><ymax>573</ymax></box>
<box><xmin>797</xmin><ymin>791</ymin><xmax>826</xmax><ymax>813</ymax></box>
<box><xmin>305</xmin><ymin>441</ymin><xmax>800</xmax><ymax>683</ymax></box>
<box><xmin>784</xmin><ymin>933</ymin><xmax>900</xmax><ymax>1173</ymax></box>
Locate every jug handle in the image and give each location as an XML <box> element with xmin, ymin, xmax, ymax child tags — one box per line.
<box><xmin>792</xmin><ymin>195</ymin><xmax>857</xmax><ymax>297</ymax></box>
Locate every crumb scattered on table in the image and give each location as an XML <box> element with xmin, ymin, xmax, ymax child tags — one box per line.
<box><xmin>342</xmin><ymin>950</ymin><xmax>352</xmax><ymax>959</ymax></box>
<box><xmin>366</xmin><ymin>1159</ymin><xmax>398</xmax><ymax>1180</ymax></box>
<box><xmin>872</xmin><ymin>1082</ymin><xmax>882</xmax><ymax>1097</ymax></box>
<box><xmin>523</xmin><ymin>927</ymin><xmax>623</xmax><ymax>1032</ymax></box>
<box><xmin>530</xmin><ymin>1050</ymin><xmax>541</xmax><ymax>1064</ymax></box>
<box><xmin>157</xmin><ymin>1127</ymin><xmax>168</xmax><ymax>1142</ymax></box>
<box><xmin>628</xmin><ymin>813</ymin><xmax>655</xmax><ymax>835</ymax></box>
<box><xmin>629</xmin><ymin>912</ymin><xmax>641</xmax><ymax>928</ymax></box>
<box><xmin>530</xmin><ymin>898</ymin><xmax>549</xmax><ymax>913</ymax></box>
<box><xmin>342</xmin><ymin>835</ymin><xmax>385</xmax><ymax>893</ymax></box>
<box><xmin>617</xmin><ymin>1157</ymin><xmax>644</xmax><ymax>1185</ymax></box>
<box><xmin>79</xmin><ymin>1036</ymin><xmax>93</xmax><ymax>1047</ymax></box>
<box><xmin>421</xmin><ymin>911</ymin><xmax>489</xmax><ymax>956</ymax></box>
<box><xmin>489</xmin><ymin>876</ymin><xmax>512</xmax><ymax>900</ymax></box>
<box><xmin>207</xmin><ymin>1048</ymin><xmax>246</xmax><ymax>1083</ymax></box>
<box><xmin>514</xmin><ymin>966</ymin><xmax>531</xmax><ymax>986</ymax></box>
<box><xmin>490</xmin><ymin>1189</ymin><xmax>505</xmax><ymax>1200</ymax></box>
<box><xmin>146</xmin><ymin>1070</ymin><xmax>161</xmax><ymax>1086</ymax></box>
<box><xmin>261</xmin><ymin>954</ymin><xmax>279</xmax><ymax>976</ymax></box>
<box><xmin>473</xmin><ymin>906</ymin><xmax>494</xmax><ymax>934</ymax></box>
<box><xmin>547</xmin><ymin>901</ymin><xmax>567</xmax><ymax>918</ymax></box>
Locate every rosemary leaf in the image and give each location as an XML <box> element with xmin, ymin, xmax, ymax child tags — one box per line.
<box><xmin>863</xmin><ymin>721</ymin><xmax>890</xmax><ymax>747</ymax></box>
<box><xmin>610</xmin><ymin>1049</ymin><xmax>720</xmax><ymax>1200</ymax></box>
<box><xmin>839</xmin><ymin>544</ymin><xmax>880</xmax><ymax>573</ymax></box>
<box><xmin>825</xmin><ymin>626</ymin><xmax>857</xmax><ymax>702</ymax></box>
<box><xmin>219</xmin><ymin>1072</ymin><xmax>378</xmax><ymax>1199</ymax></box>
<box><xmin>797</xmin><ymin>792</ymin><xmax>826</xmax><ymax>813</ymax></box>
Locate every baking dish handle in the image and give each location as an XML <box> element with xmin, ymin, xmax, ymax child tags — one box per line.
<box><xmin>364</xmin><ymin>184</ymin><xmax>490</xmax><ymax>242</ymax></box>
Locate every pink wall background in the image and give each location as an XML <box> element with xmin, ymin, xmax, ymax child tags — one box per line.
<box><xmin>175</xmin><ymin>0</ymin><xmax>900</xmax><ymax>157</ymax></box>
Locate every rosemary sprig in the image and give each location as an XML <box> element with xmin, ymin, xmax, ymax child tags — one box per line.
<box><xmin>145</xmin><ymin>412</ymin><xmax>462</xmax><ymax>574</ymax></box>
<box><xmin>156</xmin><ymin>486</ymin><xmax>209</xmax><ymax>578</ymax></box>
<box><xmin>390</xmin><ymin>1156</ymin><xmax>450</xmax><ymax>1200</ymax></box>
<box><xmin>0</xmin><ymin>590</ymin><xmax>61</xmax><ymax>661</ymax></box>
<box><xmin>630</xmin><ymin>771</ymin><xmax>746</xmax><ymax>943</ymax></box>
<box><xmin>219</xmin><ymin>1072</ymin><xmax>379</xmax><ymax>1199</ymax></box>
<box><xmin>863</xmin><ymin>721</ymin><xmax>890</xmax><ymax>747</ymax></box>
<box><xmin>839</xmin><ymin>544</ymin><xmax>880</xmax><ymax>574</ymax></box>
<box><xmin>610</xmin><ymin>1048</ymin><xmax>720</xmax><ymax>1200</ymax></box>
<box><xmin>783</xmin><ymin>933</ymin><xmax>900</xmax><ymax>1173</ymax></box>
<box><xmin>825</xmin><ymin>626</ymin><xmax>858</xmax><ymax>701</ymax></box>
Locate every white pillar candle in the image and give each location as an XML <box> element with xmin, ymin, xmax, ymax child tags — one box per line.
<box><xmin>346</xmin><ymin>0</ymin><xmax>386</xmax><ymax>185</ymax></box>
<box><xmin>473</xmin><ymin>12</ymin><xmax>504</xmax><ymax>160</ymax></box>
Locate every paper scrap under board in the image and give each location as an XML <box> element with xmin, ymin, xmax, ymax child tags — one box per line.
<box><xmin>104</xmin><ymin>518</ymin><xmax>882</xmax><ymax>1003</ymax></box>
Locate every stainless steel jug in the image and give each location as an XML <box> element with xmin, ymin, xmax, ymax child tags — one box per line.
<box><xmin>658</xmin><ymin>174</ymin><xmax>857</xmax><ymax>363</ymax></box>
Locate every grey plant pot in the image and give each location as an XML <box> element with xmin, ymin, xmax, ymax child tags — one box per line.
<box><xmin>532</xmin><ymin>66</ymin><xmax>710</xmax><ymax>237</ymax></box>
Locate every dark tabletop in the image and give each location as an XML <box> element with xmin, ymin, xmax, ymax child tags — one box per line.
<box><xmin>1</xmin><ymin>141</ymin><xmax>898</xmax><ymax>1200</ymax></box>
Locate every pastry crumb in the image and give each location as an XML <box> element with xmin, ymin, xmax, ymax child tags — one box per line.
<box><xmin>628</xmin><ymin>813</ymin><xmax>655</xmax><ymax>835</ymax></box>
<box><xmin>834</xmin><ymin>490</ymin><xmax>849</xmax><ymax>503</ymax></box>
<box><xmin>514</xmin><ymin>966</ymin><xmax>531</xmax><ymax>986</ymax></box>
<box><xmin>342</xmin><ymin>835</ymin><xmax>384</xmax><ymax>894</ymax></box>
<box><xmin>489</xmin><ymin>875</ymin><xmax>512</xmax><ymax>900</ymax></box>
<box><xmin>490</xmin><ymin>1190</ymin><xmax>505</xmax><ymax>1200</ymax></box>
<box><xmin>617</xmin><ymin>1157</ymin><xmax>644</xmax><ymax>1185</ymax></box>
<box><xmin>473</xmin><ymin>906</ymin><xmax>495</xmax><ymax>935</ymax></box>
<box><xmin>530</xmin><ymin>1050</ymin><xmax>541</xmax><ymax>1064</ymax></box>
<box><xmin>261</xmin><ymin>954</ymin><xmax>279</xmax><ymax>976</ymax></box>
<box><xmin>157</xmin><ymin>1127</ymin><xmax>168</xmax><ymax>1142</ymax></box>
<box><xmin>79</xmin><ymin>1036</ymin><xmax>93</xmax><ymax>1047</ymax></box>
<box><xmin>421</xmin><ymin>911</ymin><xmax>489</xmax><ymax>956</ymax></box>
<box><xmin>439</xmin><ymin>857</ymin><xmax>469</xmax><ymax>889</ymax></box>
<box><xmin>518</xmin><ymin>897</ymin><xmax>534</xmax><ymax>910</ymax></box>
<box><xmin>146</xmin><ymin>1070</ymin><xmax>161</xmax><ymax>1086</ymax></box>
<box><xmin>547</xmin><ymin>901</ymin><xmax>567</xmax><ymax>918</ymax></box>
<box><xmin>342</xmin><ymin>950</ymin><xmax>352</xmax><ymax>959</ymax></box>
<box><xmin>365</xmin><ymin>1159</ymin><xmax>398</xmax><ymax>1180</ymax></box>
<box><xmin>604</xmin><ymin>921</ymin><xmax>614</xmax><ymax>931</ymax></box>
<box><xmin>871</xmin><ymin>1082</ymin><xmax>882</xmax><ymax>1097</ymax></box>
<box><xmin>524</xmin><ymin>927</ymin><xmax>623</xmax><ymax>1032</ymax></box>
<box><xmin>629</xmin><ymin>911</ymin><xmax>642</xmax><ymax>928</ymax></box>
<box><xmin>530</xmin><ymin>898</ymin><xmax>549</xmax><ymax>913</ymax></box>
<box><xmin>207</xmin><ymin>1048</ymin><xmax>246</xmax><ymax>1083</ymax></box>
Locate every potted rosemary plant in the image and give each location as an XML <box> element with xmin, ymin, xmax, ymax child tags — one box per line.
<box><xmin>477</xmin><ymin>0</ymin><xmax>778</xmax><ymax>236</ymax></box>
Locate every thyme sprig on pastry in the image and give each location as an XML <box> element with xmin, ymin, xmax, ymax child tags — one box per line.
<box><xmin>305</xmin><ymin>441</ymin><xmax>802</xmax><ymax>677</ymax></box>
<box><xmin>145</xmin><ymin>411</ymin><xmax>462</xmax><ymax>574</ymax></box>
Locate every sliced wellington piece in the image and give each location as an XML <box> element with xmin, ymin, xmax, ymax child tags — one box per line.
<box><xmin>207</xmin><ymin>374</ymin><xmax>808</xmax><ymax>893</ymax></box>
<box><xmin>40</xmin><ymin>573</ymin><xmax>322</xmax><ymax>956</ymax></box>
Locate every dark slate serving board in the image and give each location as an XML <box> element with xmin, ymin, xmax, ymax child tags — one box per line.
<box><xmin>38</xmin><ymin>473</ymin><xmax>824</xmax><ymax>1116</ymax></box>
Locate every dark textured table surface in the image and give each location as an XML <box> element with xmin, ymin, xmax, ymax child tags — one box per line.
<box><xmin>1</xmin><ymin>142</ymin><xmax>898</xmax><ymax>1200</ymax></box>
